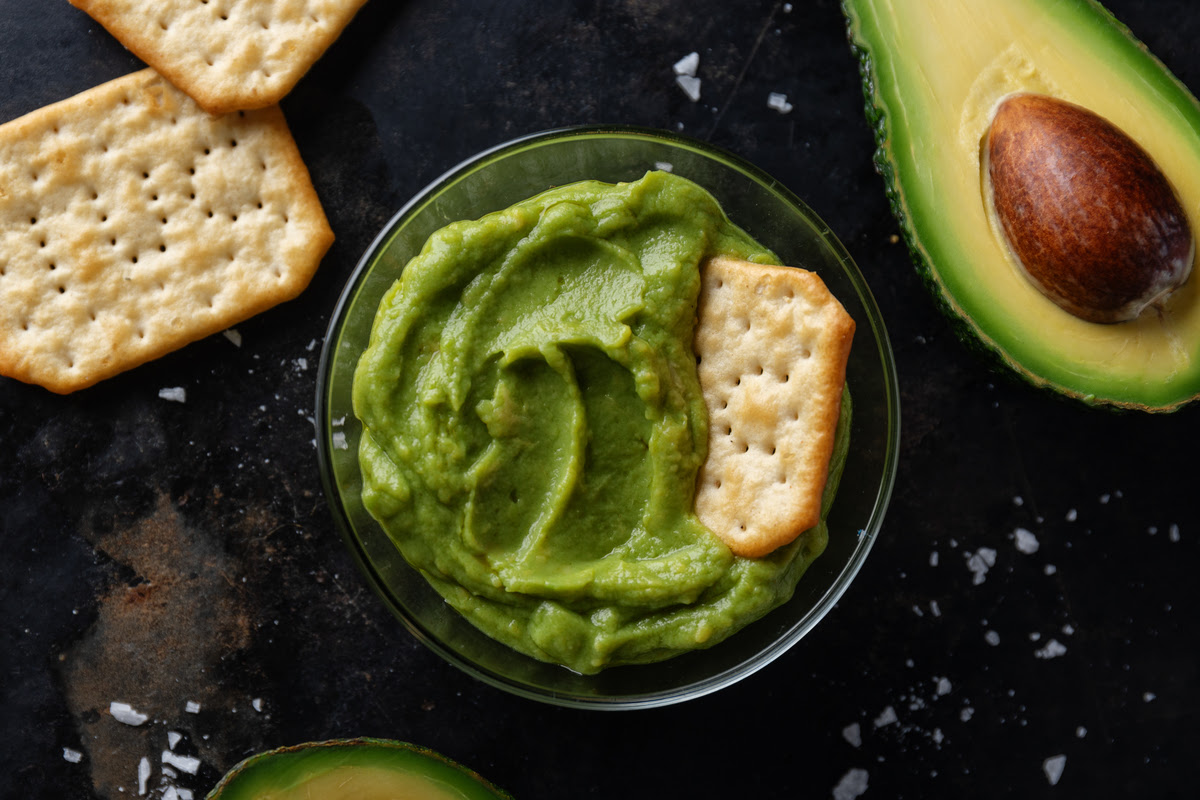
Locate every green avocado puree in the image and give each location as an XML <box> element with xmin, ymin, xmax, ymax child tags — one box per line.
<box><xmin>352</xmin><ymin>171</ymin><xmax>848</xmax><ymax>673</ymax></box>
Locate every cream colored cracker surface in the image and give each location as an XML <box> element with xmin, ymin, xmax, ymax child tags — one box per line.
<box><xmin>693</xmin><ymin>255</ymin><xmax>855</xmax><ymax>558</ymax></box>
<box><xmin>0</xmin><ymin>69</ymin><xmax>333</xmax><ymax>394</ymax></box>
<box><xmin>70</xmin><ymin>0</ymin><xmax>371</xmax><ymax>114</ymax></box>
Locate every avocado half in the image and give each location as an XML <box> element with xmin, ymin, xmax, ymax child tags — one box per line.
<box><xmin>843</xmin><ymin>0</ymin><xmax>1200</xmax><ymax>411</ymax></box>
<box><xmin>205</xmin><ymin>739</ymin><xmax>513</xmax><ymax>800</ymax></box>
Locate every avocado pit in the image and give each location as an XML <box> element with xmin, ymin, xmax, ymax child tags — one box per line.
<box><xmin>985</xmin><ymin>93</ymin><xmax>1194</xmax><ymax>323</ymax></box>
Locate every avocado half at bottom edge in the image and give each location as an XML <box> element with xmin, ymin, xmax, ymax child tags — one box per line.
<box><xmin>843</xmin><ymin>0</ymin><xmax>1200</xmax><ymax>411</ymax></box>
<box><xmin>205</xmin><ymin>738</ymin><xmax>513</xmax><ymax>800</ymax></box>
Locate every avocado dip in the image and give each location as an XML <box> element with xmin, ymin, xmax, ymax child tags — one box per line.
<box><xmin>352</xmin><ymin>170</ymin><xmax>849</xmax><ymax>674</ymax></box>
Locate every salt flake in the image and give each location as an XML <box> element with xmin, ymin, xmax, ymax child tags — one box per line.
<box><xmin>673</xmin><ymin>51</ymin><xmax>699</xmax><ymax>77</ymax></box>
<box><xmin>965</xmin><ymin>547</ymin><xmax>997</xmax><ymax>585</ymax></box>
<box><xmin>158</xmin><ymin>387</ymin><xmax>186</xmax><ymax>403</ymax></box>
<box><xmin>62</xmin><ymin>747</ymin><xmax>83</xmax><ymax>764</ymax></box>
<box><xmin>1014</xmin><ymin>528</ymin><xmax>1039</xmax><ymax>554</ymax></box>
<box><xmin>109</xmin><ymin>701</ymin><xmax>149</xmax><ymax>726</ymax></box>
<box><xmin>766</xmin><ymin>92</ymin><xmax>793</xmax><ymax>114</ymax></box>
<box><xmin>137</xmin><ymin>757</ymin><xmax>151</xmax><ymax>796</ymax></box>
<box><xmin>1043</xmin><ymin>754</ymin><xmax>1067</xmax><ymax>786</ymax></box>
<box><xmin>1034</xmin><ymin>639</ymin><xmax>1067</xmax><ymax>659</ymax></box>
<box><xmin>832</xmin><ymin>768</ymin><xmax>870</xmax><ymax>800</ymax></box>
<box><xmin>162</xmin><ymin>750</ymin><xmax>201</xmax><ymax>775</ymax></box>
<box><xmin>675</xmin><ymin>75</ymin><xmax>701</xmax><ymax>102</ymax></box>
<box><xmin>842</xmin><ymin>722</ymin><xmax>862</xmax><ymax>748</ymax></box>
<box><xmin>185</xmin><ymin>700</ymin><xmax>201</xmax><ymax>714</ymax></box>
<box><xmin>873</xmin><ymin>705</ymin><xmax>898</xmax><ymax>728</ymax></box>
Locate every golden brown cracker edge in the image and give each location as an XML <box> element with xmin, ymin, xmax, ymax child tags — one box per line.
<box><xmin>693</xmin><ymin>255</ymin><xmax>855</xmax><ymax>558</ymax></box>
<box><xmin>69</xmin><ymin>0</ymin><xmax>372</xmax><ymax>114</ymax></box>
<box><xmin>0</xmin><ymin>69</ymin><xmax>333</xmax><ymax>394</ymax></box>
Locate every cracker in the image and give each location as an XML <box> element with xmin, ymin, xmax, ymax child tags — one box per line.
<box><xmin>0</xmin><ymin>68</ymin><xmax>334</xmax><ymax>394</ymax></box>
<box><xmin>69</xmin><ymin>0</ymin><xmax>370</xmax><ymax>114</ymax></box>
<box><xmin>693</xmin><ymin>255</ymin><xmax>855</xmax><ymax>558</ymax></box>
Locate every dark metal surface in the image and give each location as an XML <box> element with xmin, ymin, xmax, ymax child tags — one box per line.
<box><xmin>2</xmin><ymin>1</ymin><xmax>1196</xmax><ymax>797</ymax></box>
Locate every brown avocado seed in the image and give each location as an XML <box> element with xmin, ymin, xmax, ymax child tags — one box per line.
<box><xmin>985</xmin><ymin>93</ymin><xmax>1194</xmax><ymax>323</ymax></box>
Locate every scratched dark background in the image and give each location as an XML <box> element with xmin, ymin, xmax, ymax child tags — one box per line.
<box><xmin>2</xmin><ymin>1</ymin><xmax>1197</xmax><ymax>798</ymax></box>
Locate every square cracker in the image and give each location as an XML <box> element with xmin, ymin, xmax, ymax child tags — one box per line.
<box><xmin>69</xmin><ymin>0</ymin><xmax>371</xmax><ymax>114</ymax></box>
<box><xmin>693</xmin><ymin>255</ymin><xmax>855</xmax><ymax>558</ymax></box>
<box><xmin>0</xmin><ymin>68</ymin><xmax>334</xmax><ymax>394</ymax></box>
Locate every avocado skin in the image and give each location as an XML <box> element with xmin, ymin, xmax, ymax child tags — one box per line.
<box><xmin>205</xmin><ymin>738</ymin><xmax>513</xmax><ymax>800</ymax></box>
<box><xmin>841</xmin><ymin>0</ymin><xmax>1200</xmax><ymax>412</ymax></box>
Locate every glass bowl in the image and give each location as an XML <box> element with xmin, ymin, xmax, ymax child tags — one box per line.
<box><xmin>316</xmin><ymin>126</ymin><xmax>899</xmax><ymax>709</ymax></box>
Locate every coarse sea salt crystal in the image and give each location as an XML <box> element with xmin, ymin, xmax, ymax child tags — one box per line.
<box><xmin>332</xmin><ymin>431</ymin><xmax>349</xmax><ymax>450</ymax></box>
<box><xmin>185</xmin><ymin>700</ymin><xmax>201</xmax><ymax>714</ymax></box>
<box><xmin>137</xmin><ymin>757</ymin><xmax>151</xmax><ymax>796</ymax></box>
<box><xmin>833</xmin><ymin>768</ymin><xmax>869</xmax><ymax>800</ymax></box>
<box><xmin>985</xmin><ymin>630</ymin><xmax>1001</xmax><ymax>646</ymax></box>
<box><xmin>965</xmin><ymin>547</ymin><xmax>997</xmax><ymax>585</ymax></box>
<box><xmin>1043</xmin><ymin>755</ymin><xmax>1067</xmax><ymax>786</ymax></box>
<box><xmin>936</xmin><ymin>677</ymin><xmax>952</xmax><ymax>696</ymax></box>
<box><xmin>110</xmin><ymin>701</ymin><xmax>149</xmax><ymax>726</ymax></box>
<box><xmin>167</xmin><ymin>731</ymin><xmax>182</xmax><ymax>750</ymax></box>
<box><xmin>873</xmin><ymin>705</ymin><xmax>898</xmax><ymax>728</ymax></box>
<box><xmin>62</xmin><ymin>747</ymin><xmax>83</xmax><ymax>763</ymax></box>
<box><xmin>673</xmin><ymin>51</ymin><xmax>699</xmax><ymax>76</ymax></box>
<box><xmin>676</xmin><ymin>75</ymin><xmax>701</xmax><ymax>102</ymax></box>
<box><xmin>158</xmin><ymin>387</ymin><xmax>187</xmax><ymax>403</ymax></box>
<box><xmin>842</xmin><ymin>722</ymin><xmax>862</xmax><ymax>748</ymax></box>
<box><xmin>252</xmin><ymin>697</ymin><xmax>264</xmax><ymax>712</ymax></box>
<box><xmin>1014</xmin><ymin>528</ymin><xmax>1039</xmax><ymax>554</ymax></box>
<box><xmin>1034</xmin><ymin>639</ymin><xmax>1067</xmax><ymax>659</ymax></box>
<box><xmin>162</xmin><ymin>750</ymin><xmax>201</xmax><ymax>775</ymax></box>
<box><xmin>766</xmin><ymin>92</ymin><xmax>793</xmax><ymax>114</ymax></box>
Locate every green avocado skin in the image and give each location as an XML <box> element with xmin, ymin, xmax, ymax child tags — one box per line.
<box><xmin>842</xmin><ymin>0</ymin><xmax>1200</xmax><ymax>411</ymax></box>
<box><xmin>204</xmin><ymin>738</ymin><xmax>512</xmax><ymax>800</ymax></box>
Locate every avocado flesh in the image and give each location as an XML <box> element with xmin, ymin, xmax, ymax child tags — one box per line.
<box><xmin>844</xmin><ymin>0</ymin><xmax>1200</xmax><ymax>410</ymax></box>
<box><xmin>205</xmin><ymin>739</ymin><xmax>511</xmax><ymax>800</ymax></box>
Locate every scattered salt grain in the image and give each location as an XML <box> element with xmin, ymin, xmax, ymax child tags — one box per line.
<box><xmin>1034</xmin><ymin>639</ymin><xmax>1067</xmax><ymax>659</ymax></box>
<box><xmin>965</xmin><ymin>547</ymin><xmax>997</xmax><ymax>585</ymax></box>
<box><xmin>1143</xmin><ymin>692</ymin><xmax>1156</xmax><ymax>703</ymax></box>
<box><xmin>110</xmin><ymin>701</ymin><xmax>149</xmax><ymax>726</ymax></box>
<box><xmin>1013</xmin><ymin>495</ymin><xmax>1024</xmax><ymax>506</ymax></box>
<box><xmin>137</xmin><ymin>757</ymin><xmax>151</xmax><ymax>796</ymax></box>
<box><xmin>252</xmin><ymin>697</ymin><xmax>264</xmax><ymax>712</ymax></box>
<box><xmin>766</xmin><ymin>92</ymin><xmax>793</xmax><ymax>114</ymax></box>
<box><xmin>676</xmin><ymin>75</ymin><xmax>702</xmax><ymax>102</ymax></box>
<box><xmin>842</xmin><ymin>722</ymin><xmax>862</xmax><ymax>748</ymax></box>
<box><xmin>332</xmin><ymin>431</ymin><xmax>348</xmax><ymax>450</ymax></box>
<box><xmin>960</xmin><ymin>707</ymin><xmax>974</xmax><ymax>722</ymax></box>
<box><xmin>306</xmin><ymin>338</ymin><xmax>319</xmax><ymax>351</ymax></box>
<box><xmin>1014</xmin><ymin>528</ymin><xmax>1039</xmax><ymax>554</ymax></box>
<box><xmin>929</xmin><ymin>550</ymin><xmax>939</xmax><ymax>567</ymax></box>
<box><xmin>162</xmin><ymin>750</ymin><xmax>201</xmax><ymax>775</ymax></box>
<box><xmin>62</xmin><ymin>747</ymin><xmax>83</xmax><ymax>764</ymax></box>
<box><xmin>873</xmin><ymin>705</ymin><xmax>898</xmax><ymax>728</ymax></box>
<box><xmin>1076</xmin><ymin>726</ymin><xmax>1087</xmax><ymax>738</ymax></box>
<box><xmin>158</xmin><ymin>387</ymin><xmax>186</xmax><ymax>403</ymax></box>
<box><xmin>985</xmin><ymin>630</ymin><xmax>1000</xmax><ymax>646</ymax></box>
<box><xmin>783</xmin><ymin>2</ymin><xmax>793</xmax><ymax>11</ymax></box>
<box><xmin>1169</xmin><ymin>524</ymin><xmax>1181</xmax><ymax>543</ymax></box>
<box><xmin>293</xmin><ymin>357</ymin><xmax>308</xmax><ymax>372</ymax></box>
<box><xmin>1099</xmin><ymin>493</ymin><xmax>1110</xmax><ymax>504</ymax></box>
<box><xmin>1065</xmin><ymin>508</ymin><xmax>1077</xmax><ymax>522</ymax></box>
<box><xmin>185</xmin><ymin>700</ymin><xmax>201</xmax><ymax>714</ymax></box>
<box><xmin>223</xmin><ymin>328</ymin><xmax>243</xmax><ymax>347</ymax></box>
<box><xmin>1044</xmin><ymin>564</ymin><xmax>1057</xmax><ymax>576</ymax></box>
<box><xmin>167</xmin><ymin>731</ymin><xmax>182</xmax><ymax>750</ymax></box>
<box><xmin>654</xmin><ymin>161</ymin><xmax>674</xmax><ymax>172</ymax></box>
<box><xmin>1043</xmin><ymin>754</ymin><xmax>1067</xmax><ymax>786</ymax></box>
<box><xmin>673</xmin><ymin>51</ymin><xmax>699</xmax><ymax>76</ymax></box>
<box><xmin>930</xmin><ymin>600</ymin><xmax>942</xmax><ymax>617</ymax></box>
<box><xmin>163</xmin><ymin>788</ymin><xmax>179</xmax><ymax>800</ymax></box>
<box><xmin>832</xmin><ymin>768</ymin><xmax>870</xmax><ymax>800</ymax></box>
<box><xmin>936</xmin><ymin>677</ymin><xmax>952</xmax><ymax>696</ymax></box>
